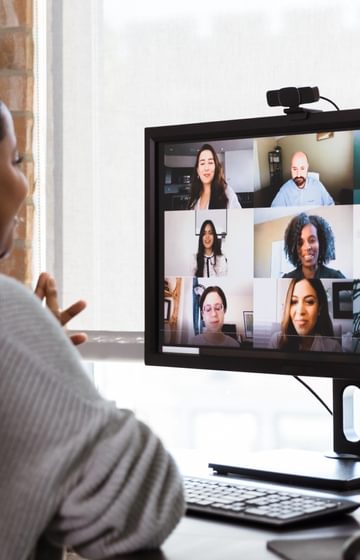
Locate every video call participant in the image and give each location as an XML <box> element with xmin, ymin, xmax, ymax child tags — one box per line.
<box><xmin>192</xmin><ymin>219</ymin><xmax>227</xmax><ymax>277</ymax></box>
<box><xmin>282</xmin><ymin>212</ymin><xmax>345</xmax><ymax>279</ymax></box>
<box><xmin>269</xmin><ymin>278</ymin><xmax>342</xmax><ymax>352</ymax></box>
<box><xmin>271</xmin><ymin>151</ymin><xmax>335</xmax><ymax>207</ymax></box>
<box><xmin>191</xmin><ymin>286</ymin><xmax>240</xmax><ymax>347</ymax></box>
<box><xmin>187</xmin><ymin>143</ymin><xmax>241</xmax><ymax>210</ymax></box>
<box><xmin>0</xmin><ymin>100</ymin><xmax>184</xmax><ymax>559</ymax></box>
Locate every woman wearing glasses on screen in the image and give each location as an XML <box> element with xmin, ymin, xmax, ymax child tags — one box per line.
<box><xmin>187</xmin><ymin>143</ymin><xmax>241</xmax><ymax>210</ymax></box>
<box><xmin>191</xmin><ymin>286</ymin><xmax>240</xmax><ymax>347</ymax></box>
<box><xmin>282</xmin><ymin>212</ymin><xmax>345</xmax><ymax>279</ymax></box>
<box><xmin>192</xmin><ymin>220</ymin><xmax>228</xmax><ymax>277</ymax></box>
<box><xmin>269</xmin><ymin>278</ymin><xmax>342</xmax><ymax>352</ymax></box>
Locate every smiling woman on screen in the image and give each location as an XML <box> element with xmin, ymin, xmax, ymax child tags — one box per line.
<box><xmin>187</xmin><ymin>143</ymin><xmax>241</xmax><ymax>210</ymax></box>
<box><xmin>192</xmin><ymin>219</ymin><xmax>228</xmax><ymax>277</ymax></box>
<box><xmin>269</xmin><ymin>278</ymin><xmax>342</xmax><ymax>352</ymax></box>
<box><xmin>282</xmin><ymin>212</ymin><xmax>345</xmax><ymax>279</ymax></box>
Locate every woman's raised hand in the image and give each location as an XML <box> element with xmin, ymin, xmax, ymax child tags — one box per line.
<box><xmin>34</xmin><ymin>272</ymin><xmax>87</xmax><ymax>345</ymax></box>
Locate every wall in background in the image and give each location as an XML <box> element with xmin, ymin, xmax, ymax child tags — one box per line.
<box><xmin>0</xmin><ymin>0</ymin><xmax>34</xmax><ymax>285</ymax></box>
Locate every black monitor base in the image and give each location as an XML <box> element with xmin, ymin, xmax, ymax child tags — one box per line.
<box><xmin>209</xmin><ymin>448</ymin><xmax>360</xmax><ymax>491</ymax></box>
<box><xmin>209</xmin><ymin>380</ymin><xmax>360</xmax><ymax>491</ymax></box>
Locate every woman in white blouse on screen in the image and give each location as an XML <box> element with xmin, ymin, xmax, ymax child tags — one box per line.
<box><xmin>192</xmin><ymin>219</ymin><xmax>227</xmax><ymax>277</ymax></box>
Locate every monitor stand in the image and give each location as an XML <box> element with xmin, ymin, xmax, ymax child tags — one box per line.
<box><xmin>208</xmin><ymin>379</ymin><xmax>360</xmax><ymax>491</ymax></box>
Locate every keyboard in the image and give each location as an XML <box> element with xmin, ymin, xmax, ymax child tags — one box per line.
<box><xmin>183</xmin><ymin>475</ymin><xmax>359</xmax><ymax>528</ymax></box>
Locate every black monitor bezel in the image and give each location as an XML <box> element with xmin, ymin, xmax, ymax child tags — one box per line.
<box><xmin>145</xmin><ymin>108</ymin><xmax>360</xmax><ymax>379</ymax></box>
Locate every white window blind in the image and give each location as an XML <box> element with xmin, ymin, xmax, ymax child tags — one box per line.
<box><xmin>36</xmin><ymin>0</ymin><xmax>359</xmax><ymax>451</ymax></box>
<box><xmin>43</xmin><ymin>0</ymin><xmax>359</xmax><ymax>354</ymax></box>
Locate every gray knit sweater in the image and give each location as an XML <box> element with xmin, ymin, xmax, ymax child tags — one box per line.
<box><xmin>0</xmin><ymin>274</ymin><xmax>185</xmax><ymax>560</ymax></box>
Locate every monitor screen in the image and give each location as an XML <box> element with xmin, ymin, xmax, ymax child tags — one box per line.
<box><xmin>145</xmin><ymin>108</ymin><xmax>360</xmax><ymax>380</ymax></box>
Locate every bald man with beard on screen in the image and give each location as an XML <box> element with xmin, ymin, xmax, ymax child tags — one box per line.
<box><xmin>271</xmin><ymin>151</ymin><xmax>335</xmax><ymax>207</ymax></box>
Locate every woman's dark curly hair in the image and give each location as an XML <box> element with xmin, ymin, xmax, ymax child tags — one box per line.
<box><xmin>187</xmin><ymin>143</ymin><xmax>228</xmax><ymax>209</ymax></box>
<box><xmin>195</xmin><ymin>220</ymin><xmax>223</xmax><ymax>277</ymax></box>
<box><xmin>284</xmin><ymin>212</ymin><xmax>336</xmax><ymax>267</ymax></box>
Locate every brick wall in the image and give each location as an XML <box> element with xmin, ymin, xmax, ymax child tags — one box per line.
<box><xmin>0</xmin><ymin>0</ymin><xmax>34</xmax><ymax>285</ymax></box>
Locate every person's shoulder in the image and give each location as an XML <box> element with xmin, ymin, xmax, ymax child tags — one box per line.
<box><xmin>319</xmin><ymin>265</ymin><xmax>345</xmax><ymax>278</ymax></box>
<box><xmin>190</xmin><ymin>334</ymin><xmax>202</xmax><ymax>344</ymax></box>
<box><xmin>277</xmin><ymin>179</ymin><xmax>293</xmax><ymax>192</ymax></box>
<box><xmin>0</xmin><ymin>273</ymin><xmax>73</xmax><ymax>352</ymax></box>
<box><xmin>282</xmin><ymin>268</ymin><xmax>299</xmax><ymax>278</ymax></box>
<box><xmin>225</xmin><ymin>185</ymin><xmax>241</xmax><ymax>208</ymax></box>
<box><xmin>0</xmin><ymin>273</ymin><xmax>29</xmax><ymax>294</ymax></box>
<box><xmin>308</xmin><ymin>175</ymin><xmax>333</xmax><ymax>196</ymax></box>
<box><xmin>283</xmin><ymin>179</ymin><xmax>293</xmax><ymax>187</ymax></box>
<box><xmin>308</xmin><ymin>175</ymin><xmax>322</xmax><ymax>186</ymax></box>
<box><xmin>269</xmin><ymin>331</ymin><xmax>281</xmax><ymax>348</ymax></box>
<box><xmin>0</xmin><ymin>273</ymin><xmax>37</xmax><ymax>309</ymax></box>
<box><xmin>271</xmin><ymin>180</ymin><xmax>293</xmax><ymax>206</ymax></box>
<box><xmin>225</xmin><ymin>335</ymin><xmax>240</xmax><ymax>347</ymax></box>
<box><xmin>313</xmin><ymin>335</ymin><xmax>342</xmax><ymax>352</ymax></box>
<box><xmin>308</xmin><ymin>176</ymin><xmax>330</xmax><ymax>198</ymax></box>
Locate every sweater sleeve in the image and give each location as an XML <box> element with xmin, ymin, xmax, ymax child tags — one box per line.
<box><xmin>0</xmin><ymin>276</ymin><xmax>185</xmax><ymax>559</ymax></box>
<box><xmin>48</xmin><ymin>402</ymin><xmax>185</xmax><ymax>558</ymax></box>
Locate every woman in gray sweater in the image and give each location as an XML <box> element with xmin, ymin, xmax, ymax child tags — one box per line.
<box><xmin>0</xmin><ymin>101</ymin><xmax>184</xmax><ymax>560</ymax></box>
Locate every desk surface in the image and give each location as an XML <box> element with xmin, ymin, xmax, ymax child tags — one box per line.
<box><xmin>101</xmin><ymin>514</ymin><xmax>360</xmax><ymax>560</ymax></box>
<box><xmin>139</xmin><ymin>450</ymin><xmax>360</xmax><ymax>560</ymax></box>
<box><xmin>71</xmin><ymin>451</ymin><xmax>360</xmax><ymax>560</ymax></box>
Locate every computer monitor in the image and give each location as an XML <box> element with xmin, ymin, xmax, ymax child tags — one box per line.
<box><xmin>145</xmin><ymin>106</ymin><xmax>360</xmax><ymax>489</ymax></box>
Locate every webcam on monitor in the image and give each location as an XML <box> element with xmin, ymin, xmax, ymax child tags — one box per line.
<box><xmin>267</xmin><ymin>86</ymin><xmax>320</xmax><ymax>108</ymax></box>
<box><xmin>266</xmin><ymin>85</ymin><xmax>324</xmax><ymax>117</ymax></box>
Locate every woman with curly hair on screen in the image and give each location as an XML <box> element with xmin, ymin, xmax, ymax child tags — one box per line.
<box><xmin>282</xmin><ymin>212</ymin><xmax>345</xmax><ymax>279</ymax></box>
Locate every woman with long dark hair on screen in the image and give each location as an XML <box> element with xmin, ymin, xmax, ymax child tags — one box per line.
<box><xmin>0</xmin><ymin>100</ymin><xmax>184</xmax><ymax>559</ymax></box>
<box><xmin>270</xmin><ymin>278</ymin><xmax>342</xmax><ymax>352</ymax></box>
<box><xmin>282</xmin><ymin>212</ymin><xmax>345</xmax><ymax>279</ymax></box>
<box><xmin>192</xmin><ymin>219</ymin><xmax>227</xmax><ymax>277</ymax></box>
<box><xmin>187</xmin><ymin>143</ymin><xmax>241</xmax><ymax>210</ymax></box>
<box><xmin>191</xmin><ymin>286</ymin><xmax>240</xmax><ymax>347</ymax></box>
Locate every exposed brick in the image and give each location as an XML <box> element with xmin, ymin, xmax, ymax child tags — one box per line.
<box><xmin>16</xmin><ymin>200</ymin><xmax>34</xmax><ymax>242</ymax></box>
<box><xmin>22</xmin><ymin>159</ymin><xmax>35</xmax><ymax>194</ymax></box>
<box><xmin>13</xmin><ymin>112</ymin><xmax>33</xmax><ymax>154</ymax></box>
<box><xmin>14</xmin><ymin>0</ymin><xmax>33</xmax><ymax>26</ymax></box>
<box><xmin>0</xmin><ymin>73</ymin><xmax>33</xmax><ymax>112</ymax></box>
<box><xmin>0</xmin><ymin>242</ymin><xmax>32</xmax><ymax>285</ymax></box>
<box><xmin>0</xmin><ymin>0</ymin><xmax>32</xmax><ymax>27</ymax></box>
<box><xmin>0</xmin><ymin>29</ymin><xmax>33</xmax><ymax>70</ymax></box>
<box><xmin>0</xmin><ymin>0</ymin><xmax>34</xmax><ymax>284</ymax></box>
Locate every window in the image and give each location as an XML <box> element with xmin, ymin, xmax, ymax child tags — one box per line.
<box><xmin>41</xmin><ymin>0</ymin><xmax>356</xmax><ymax>452</ymax></box>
